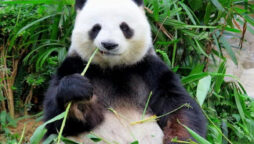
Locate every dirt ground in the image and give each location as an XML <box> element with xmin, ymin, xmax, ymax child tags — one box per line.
<box><xmin>0</xmin><ymin>117</ymin><xmax>43</xmax><ymax>143</ymax></box>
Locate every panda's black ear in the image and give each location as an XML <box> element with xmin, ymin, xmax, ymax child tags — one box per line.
<box><xmin>75</xmin><ymin>0</ymin><xmax>87</xmax><ymax>10</ymax></box>
<box><xmin>132</xmin><ymin>0</ymin><xmax>143</xmax><ymax>6</ymax></box>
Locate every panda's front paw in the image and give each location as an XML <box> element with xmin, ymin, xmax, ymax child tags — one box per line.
<box><xmin>56</xmin><ymin>74</ymin><xmax>93</xmax><ymax>106</ymax></box>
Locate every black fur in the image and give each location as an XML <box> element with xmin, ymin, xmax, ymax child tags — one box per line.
<box><xmin>120</xmin><ymin>22</ymin><xmax>134</xmax><ymax>39</ymax></box>
<box><xmin>75</xmin><ymin>0</ymin><xmax>87</xmax><ymax>10</ymax></box>
<box><xmin>56</xmin><ymin>56</ymin><xmax>84</xmax><ymax>79</ymax></box>
<box><xmin>56</xmin><ymin>74</ymin><xmax>93</xmax><ymax>107</ymax></box>
<box><xmin>143</xmin><ymin>56</ymin><xmax>207</xmax><ymax>138</ymax></box>
<box><xmin>44</xmin><ymin>54</ymin><xmax>206</xmax><ymax>141</ymax></box>
<box><xmin>132</xmin><ymin>0</ymin><xmax>143</xmax><ymax>6</ymax></box>
<box><xmin>43</xmin><ymin>57</ymin><xmax>104</xmax><ymax>137</ymax></box>
<box><xmin>89</xmin><ymin>24</ymin><xmax>102</xmax><ymax>40</ymax></box>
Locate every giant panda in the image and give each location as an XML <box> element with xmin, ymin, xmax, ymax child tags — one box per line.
<box><xmin>43</xmin><ymin>0</ymin><xmax>207</xmax><ymax>143</ymax></box>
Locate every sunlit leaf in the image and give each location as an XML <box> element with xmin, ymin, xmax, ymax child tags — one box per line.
<box><xmin>196</xmin><ymin>75</ymin><xmax>212</xmax><ymax>106</ymax></box>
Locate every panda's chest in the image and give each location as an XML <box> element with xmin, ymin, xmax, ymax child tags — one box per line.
<box><xmin>69</xmin><ymin>108</ymin><xmax>164</xmax><ymax>144</ymax></box>
<box><xmin>90</xmin><ymin>74</ymin><xmax>150</xmax><ymax>107</ymax></box>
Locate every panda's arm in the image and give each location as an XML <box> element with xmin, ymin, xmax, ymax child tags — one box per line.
<box><xmin>144</xmin><ymin>56</ymin><xmax>206</xmax><ymax>143</ymax></box>
<box><xmin>43</xmin><ymin>56</ymin><xmax>103</xmax><ymax>137</ymax></box>
<box><xmin>56</xmin><ymin>56</ymin><xmax>85</xmax><ymax>79</ymax></box>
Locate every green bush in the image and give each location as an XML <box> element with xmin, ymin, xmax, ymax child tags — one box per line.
<box><xmin>0</xmin><ymin>0</ymin><xmax>254</xmax><ymax>143</ymax></box>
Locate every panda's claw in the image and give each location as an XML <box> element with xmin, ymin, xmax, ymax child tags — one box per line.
<box><xmin>56</xmin><ymin>74</ymin><xmax>93</xmax><ymax>107</ymax></box>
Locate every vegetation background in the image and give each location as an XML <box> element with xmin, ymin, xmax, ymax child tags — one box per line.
<box><xmin>0</xmin><ymin>0</ymin><xmax>254</xmax><ymax>143</ymax></box>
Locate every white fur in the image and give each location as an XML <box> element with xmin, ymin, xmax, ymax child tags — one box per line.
<box><xmin>69</xmin><ymin>0</ymin><xmax>152</xmax><ymax>68</ymax></box>
<box><xmin>67</xmin><ymin>108</ymin><xmax>164</xmax><ymax>144</ymax></box>
<box><xmin>66</xmin><ymin>1</ymin><xmax>163</xmax><ymax>143</ymax></box>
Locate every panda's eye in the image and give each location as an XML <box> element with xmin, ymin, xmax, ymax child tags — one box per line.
<box><xmin>92</xmin><ymin>24</ymin><xmax>101</xmax><ymax>32</ymax></box>
<box><xmin>89</xmin><ymin>24</ymin><xmax>101</xmax><ymax>40</ymax></box>
<box><xmin>120</xmin><ymin>22</ymin><xmax>134</xmax><ymax>39</ymax></box>
<box><xmin>120</xmin><ymin>22</ymin><xmax>130</xmax><ymax>31</ymax></box>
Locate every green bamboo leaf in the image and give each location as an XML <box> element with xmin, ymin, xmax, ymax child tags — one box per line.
<box><xmin>43</xmin><ymin>134</ymin><xmax>57</xmax><ymax>144</ymax></box>
<box><xmin>173</xmin><ymin>2</ymin><xmax>181</xmax><ymax>21</ymax></box>
<box><xmin>30</xmin><ymin>126</ymin><xmax>47</xmax><ymax>144</ymax></box>
<box><xmin>39</xmin><ymin>48</ymin><xmax>59</xmax><ymax>70</ymax></box>
<box><xmin>30</xmin><ymin>112</ymin><xmax>65</xmax><ymax>144</ymax></box>
<box><xmin>23</xmin><ymin>43</ymin><xmax>63</xmax><ymax>65</ymax></box>
<box><xmin>61</xmin><ymin>136</ymin><xmax>81</xmax><ymax>144</ymax></box>
<box><xmin>0</xmin><ymin>0</ymin><xmax>73</xmax><ymax>5</ymax></box>
<box><xmin>209</xmin><ymin>0</ymin><xmax>225</xmax><ymax>11</ymax></box>
<box><xmin>234</xmin><ymin>88</ymin><xmax>247</xmax><ymax>124</ymax></box>
<box><xmin>224</xmin><ymin>27</ymin><xmax>241</xmax><ymax>33</ymax></box>
<box><xmin>16</xmin><ymin>14</ymin><xmax>58</xmax><ymax>35</ymax></box>
<box><xmin>152</xmin><ymin>0</ymin><xmax>159</xmax><ymax>21</ymax></box>
<box><xmin>130</xmin><ymin>141</ymin><xmax>139</xmax><ymax>144</ymax></box>
<box><xmin>214</xmin><ymin>61</ymin><xmax>226</xmax><ymax>93</ymax></box>
<box><xmin>196</xmin><ymin>75</ymin><xmax>212</xmax><ymax>106</ymax></box>
<box><xmin>181</xmin><ymin>73</ymin><xmax>209</xmax><ymax>84</ymax></box>
<box><xmin>204</xmin><ymin>2</ymin><xmax>213</xmax><ymax>25</ymax></box>
<box><xmin>237</xmin><ymin>18</ymin><xmax>254</xmax><ymax>35</ymax></box>
<box><xmin>156</xmin><ymin>50</ymin><xmax>171</xmax><ymax>68</ymax></box>
<box><xmin>179</xmin><ymin>122</ymin><xmax>211</xmax><ymax>144</ymax></box>
<box><xmin>189</xmin><ymin>64</ymin><xmax>205</xmax><ymax>75</ymax></box>
<box><xmin>242</xmin><ymin>14</ymin><xmax>254</xmax><ymax>26</ymax></box>
<box><xmin>219</xmin><ymin>34</ymin><xmax>238</xmax><ymax>65</ymax></box>
<box><xmin>188</xmin><ymin>0</ymin><xmax>203</xmax><ymax>11</ymax></box>
<box><xmin>86</xmin><ymin>134</ymin><xmax>102</xmax><ymax>142</ymax></box>
<box><xmin>178</xmin><ymin>1</ymin><xmax>197</xmax><ymax>25</ymax></box>
<box><xmin>212</xmin><ymin>33</ymin><xmax>222</xmax><ymax>58</ymax></box>
<box><xmin>9</xmin><ymin>13</ymin><xmax>59</xmax><ymax>51</ymax></box>
<box><xmin>194</xmin><ymin>39</ymin><xmax>209</xmax><ymax>57</ymax></box>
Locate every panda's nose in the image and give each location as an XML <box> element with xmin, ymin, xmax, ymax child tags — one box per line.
<box><xmin>101</xmin><ymin>42</ymin><xmax>119</xmax><ymax>50</ymax></box>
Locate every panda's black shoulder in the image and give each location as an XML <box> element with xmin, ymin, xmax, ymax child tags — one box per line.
<box><xmin>136</xmin><ymin>54</ymin><xmax>181</xmax><ymax>87</ymax></box>
<box><xmin>56</xmin><ymin>56</ymin><xmax>85</xmax><ymax>79</ymax></box>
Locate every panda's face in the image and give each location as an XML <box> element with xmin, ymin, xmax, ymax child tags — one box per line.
<box><xmin>69</xmin><ymin>0</ymin><xmax>152</xmax><ymax>67</ymax></box>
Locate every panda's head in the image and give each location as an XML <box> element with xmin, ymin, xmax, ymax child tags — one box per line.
<box><xmin>69</xmin><ymin>0</ymin><xmax>153</xmax><ymax>68</ymax></box>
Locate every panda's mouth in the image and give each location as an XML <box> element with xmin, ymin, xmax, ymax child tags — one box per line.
<box><xmin>99</xmin><ymin>50</ymin><xmax>120</xmax><ymax>56</ymax></box>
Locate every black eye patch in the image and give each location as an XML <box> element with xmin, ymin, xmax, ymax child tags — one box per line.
<box><xmin>120</xmin><ymin>22</ymin><xmax>134</xmax><ymax>39</ymax></box>
<box><xmin>89</xmin><ymin>24</ymin><xmax>101</xmax><ymax>40</ymax></box>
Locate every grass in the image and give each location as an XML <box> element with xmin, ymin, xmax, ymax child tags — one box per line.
<box><xmin>0</xmin><ymin>0</ymin><xmax>254</xmax><ymax>143</ymax></box>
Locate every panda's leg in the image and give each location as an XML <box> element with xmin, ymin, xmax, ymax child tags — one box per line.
<box><xmin>149</xmin><ymin>70</ymin><xmax>206</xmax><ymax>144</ymax></box>
<box><xmin>43</xmin><ymin>56</ymin><xmax>104</xmax><ymax>137</ymax></box>
<box><xmin>161</xmin><ymin>108</ymin><xmax>199</xmax><ymax>143</ymax></box>
<box><xmin>151</xmin><ymin>96</ymin><xmax>206</xmax><ymax>144</ymax></box>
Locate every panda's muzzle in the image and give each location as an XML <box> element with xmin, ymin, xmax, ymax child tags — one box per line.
<box><xmin>101</xmin><ymin>42</ymin><xmax>119</xmax><ymax>50</ymax></box>
<box><xmin>99</xmin><ymin>41</ymin><xmax>120</xmax><ymax>56</ymax></box>
<box><xmin>99</xmin><ymin>50</ymin><xmax>121</xmax><ymax>56</ymax></box>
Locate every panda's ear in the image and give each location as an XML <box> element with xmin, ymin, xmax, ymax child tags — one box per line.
<box><xmin>132</xmin><ymin>0</ymin><xmax>143</xmax><ymax>6</ymax></box>
<box><xmin>75</xmin><ymin>0</ymin><xmax>87</xmax><ymax>10</ymax></box>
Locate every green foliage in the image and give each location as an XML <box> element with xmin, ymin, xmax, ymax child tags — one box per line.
<box><xmin>0</xmin><ymin>111</ymin><xmax>18</xmax><ymax>143</ymax></box>
<box><xmin>1</xmin><ymin>0</ymin><xmax>254</xmax><ymax>143</ymax></box>
<box><xmin>180</xmin><ymin>122</ymin><xmax>211</xmax><ymax>144</ymax></box>
<box><xmin>30</xmin><ymin>112</ymin><xmax>66</xmax><ymax>144</ymax></box>
<box><xmin>25</xmin><ymin>74</ymin><xmax>46</xmax><ymax>86</ymax></box>
<box><xmin>196</xmin><ymin>75</ymin><xmax>212</xmax><ymax>106</ymax></box>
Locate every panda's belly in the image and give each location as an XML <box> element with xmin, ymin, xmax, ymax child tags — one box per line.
<box><xmin>69</xmin><ymin>108</ymin><xmax>164</xmax><ymax>144</ymax></box>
